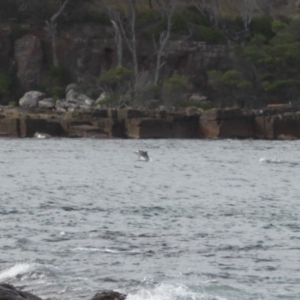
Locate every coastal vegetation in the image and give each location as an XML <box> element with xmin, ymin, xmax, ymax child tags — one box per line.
<box><xmin>1</xmin><ymin>0</ymin><xmax>300</xmax><ymax>109</ymax></box>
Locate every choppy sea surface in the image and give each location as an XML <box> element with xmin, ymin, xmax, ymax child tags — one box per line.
<box><xmin>0</xmin><ymin>138</ymin><xmax>300</xmax><ymax>300</ymax></box>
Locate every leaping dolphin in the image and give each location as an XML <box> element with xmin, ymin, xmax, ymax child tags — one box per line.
<box><xmin>135</xmin><ymin>150</ymin><xmax>149</xmax><ymax>161</ymax></box>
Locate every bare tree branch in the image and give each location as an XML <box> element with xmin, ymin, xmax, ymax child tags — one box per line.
<box><xmin>111</xmin><ymin>20</ymin><xmax>123</xmax><ymax>67</ymax></box>
<box><xmin>153</xmin><ymin>0</ymin><xmax>177</xmax><ymax>85</ymax></box>
<box><xmin>191</xmin><ymin>0</ymin><xmax>219</xmax><ymax>27</ymax></box>
<box><xmin>241</xmin><ymin>0</ymin><xmax>257</xmax><ymax>30</ymax></box>
<box><xmin>47</xmin><ymin>0</ymin><xmax>70</xmax><ymax>67</ymax></box>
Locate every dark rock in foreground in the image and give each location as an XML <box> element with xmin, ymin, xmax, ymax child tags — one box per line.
<box><xmin>0</xmin><ymin>284</ymin><xmax>42</xmax><ymax>300</ymax></box>
<box><xmin>0</xmin><ymin>284</ymin><xmax>127</xmax><ymax>300</ymax></box>
<box><xmin>91</xmin><ymin>291</ymin><xmax>126</xmax><ymax>300</ymax></box>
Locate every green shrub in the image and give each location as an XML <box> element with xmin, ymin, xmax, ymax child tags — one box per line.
<box><xmin>41</xmin><ymin>67</ymin><xmax>70</xmax><ymax>99</ymax></box>
<box><xmin>48</xmin><ymin>66</ymin><xmax>70</xmax><ymax>86</ymax></box>
<box><xmin>171</xmin><ymin>12</ymin><xmax>189</xmax><ymax>33</ymax></box>
<box><xmin>50</xmin><ymin>87</ymin><xmax>65</xmax><ymax>100</ymax></box>
<box><xmin>193</xmin><ymin>26</ymin><xmax>224</xmax><ymax>44</ymax></box>
<box><xmin>87</xmin><ymin>12</ymin><xmax>111</xmax><ymax>25</ymax></box>
<box><xmin>149</xmin><ymin>20</ymin><xmax>168</xmax><ymax>38</ymax></box>
<box><xmin>99</xmin><ymin>66</ymin><xmax>133</xmax><ymax>86</ymax></box>
<box><xmin>220</xmin><ymin>16</ymin><xmax>244</xmax><ymax>33</ymax></box>
<box><xmin>262</xmin><ymin>79</ymin><xmax>300</xmax><ymax>91</ymax></box>
<box><xmin>221</xmin><ymin>69</ymin><xmax>243</xmax><ymax>86</ymax></box>
<box><xmin>272</xmin><ymin>20</ymin><xmax>288</xmax><ymax>33</ymax></box>
<box><xmin>0</xmin><ymin>73</ymin><xmax>12</xmax><ymax>94</ymax></box>
<box><xmin>163</xmin><ymin>73</ymin><xmax>188</xmax><ymax>90</ymax></box>
<box><xmin>184</xmin><ymin>7</ymin><xmax>210</xmax><ymax>27</ymax></box>
<box><xmin>207</xmin><ymin>70</ymin><xmax>223</xmax><ymax>86</ymax></box>
<box><xmin>137</xmin><ymin>9</ymin><xmax>160</xmax><ymax>27</ymax></box>
<box><xmin>251</xmin><ymin>16</ymin><xmax>274</xmax><ymax>41</ymax></box>
<box><xmin>11</xmin><ymin>27</ymin><xmax>30</xmax><ymax>42</ymax></box>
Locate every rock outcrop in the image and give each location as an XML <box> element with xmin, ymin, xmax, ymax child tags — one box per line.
<box><xmin>14</xmin><ymin>35</ymin><xmax>43</xmax><ymax>90</ymax></box>
<box><xmin>0</xmin><ymin>284</ymin><xmax>42</xmax><ymax>300</ymax></box>
<box><xmin>0</xmin><ymin>284</ymin><xmax>126</xmax><ymax>300</ymax></box>
<box><xmin>91</xmin><ymin>291</ymin><xmax>126</xmax><ymax>300</ymax></box>
<box><xmin>0</xmin><ymin>106</ymin><xmax>300</xmax><ymax>139</ymax></box>
<box><xmin>199</xmin><ymin>108</ymin><xmax>254</xmax><ymax>139</ymax></box>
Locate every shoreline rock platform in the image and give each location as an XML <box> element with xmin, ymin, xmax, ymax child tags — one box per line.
<box><xmin>0</xmin><ymin>105</ymin><xmax>299</xmax><ymax>140</ymax></box>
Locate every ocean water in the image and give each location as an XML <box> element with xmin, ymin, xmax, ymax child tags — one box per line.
<box><xmin>0</xmin><ymin>138</ymin><xmax>300</xmax><ymax>300</ymax></box>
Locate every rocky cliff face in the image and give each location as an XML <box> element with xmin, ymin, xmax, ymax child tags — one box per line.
<box><xmin>0</xmin><ymin>22</ymin><xmax>232</xmax><ymax>104</ymax></box>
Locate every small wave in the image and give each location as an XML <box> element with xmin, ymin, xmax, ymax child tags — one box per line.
<box><xmin>259</xmin><ymin>157</ymin><xmax>282</xmax><ymax>164</ymax></box>
<box><xmin>70</xmin><ymin>247</ymin><xmax>103</xmax><ymax>252</ymax></box>
<box><xmin>0</xmin><ymin>263</ymin><xmax>35</xmax><ymax>281</ymax></box>
<box><xmin>259</xmin><ymin>157</ymin><xmax>300</xmax><ymax>166</ymax></box>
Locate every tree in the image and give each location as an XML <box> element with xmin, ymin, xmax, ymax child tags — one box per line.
<box><xmin>101</xmin><ymin>0</ymin><xmax>139</xmax><ymax>94</ymax></box>
<box><xmin>241</xmin><ymin>0</ymin><xmax>257</xmax><ymax>31</ymax></box>
<box><xmin>191</xmin><ymin>0</ymin><xmax>219</xmax><ymax>27</ymax></box>
<box><xmin>46</xmin><ymin>0</ymin><xmax>70</xmax><ymax>67</ymax></box>
<box><xmin>153</xmin><ymin>0</ymin><xmax>177</xmax><ymax>85</ymax></box>
<box><xmin>111</xmin><ymin>20</ymin><xmax>123</xmax><ymax>67</ymax></box>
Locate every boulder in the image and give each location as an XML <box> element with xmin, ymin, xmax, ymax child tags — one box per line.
<box><xmin>91</xmin><ymin>291</ymin><xmax>126</xmax><ymax>300</ymax></box>
<box><xmin>19</xmin><ymin>91</ymin><xmax>45</xmax><ymax>108</ymax></box>
<box><xmin>65</xmin><ymin>83</ymin><xmax>79</xmax><ymax>94</ymax></box>
<box><xmin>38</xmin><ymin>98</ymin><xmax>54</xmax><ymax>109</ymax></box>
<box><xmin>0</xmin><ymin>284</ymin><xmax>42</xmax><ymax>300</ymax></box>
<box><xmin>66</xmin><ymin>89</ymin><xmax>94</xmax><ymax>106</ymax></box>
<box><xmin>55</xmin><ymin>99</ymin><xmax>66</xmax><ymax>110</ymax></box>
<box><xmin>14</xmin><ymin>34</ymin><xmax>43</xmax><ymax>89</ymax></box>
<box><xmin>188</xmin><ymin>93</ymin><xmax>207</xmax><ymax>103</ymax></box>
<box><xmin>96</xmin><ymin>92</ymin><xmax>110</xmax><ymax>105</ymax></box>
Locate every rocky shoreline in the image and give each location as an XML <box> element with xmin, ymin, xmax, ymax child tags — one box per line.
<box><xmin>1</xmin><ymin>102</ymin><xmax>300</xmax><ymax>140</ymax></box>
<box><xmin>0</xmin><ymin>284</ymin><xmax>126</xmax><ymax>300</ymax></box>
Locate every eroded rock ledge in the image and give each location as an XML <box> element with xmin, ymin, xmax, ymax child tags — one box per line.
<box><xmin>0</xmin><ymin>105</ymin><xmax>299</xmax><ymax>140</ymax></box>
<box><xmin>0</xmin><ymin>284</ymin><xmax>126</xmax><ymax>300</ymax></box>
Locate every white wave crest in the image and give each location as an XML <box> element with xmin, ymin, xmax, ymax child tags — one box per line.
<box><xmin>126</xmin><ymin>284</ymin><xmax>227</xmax><ymax>300</ymax></box>
<box><xmin>0</xmin><ymin>263</ymin><xmax>35</xmax><ymax>281</ymax></box>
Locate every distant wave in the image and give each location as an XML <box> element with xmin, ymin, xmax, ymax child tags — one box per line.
<box><xmin>70</xmin><ymin>247</ymin><xmax>142</xmax><ymax>254</ymax></box>
<box><xmin>259</xmin><ymin>157</ymin><xmax>300</xmax><ymax>166</ymax></box>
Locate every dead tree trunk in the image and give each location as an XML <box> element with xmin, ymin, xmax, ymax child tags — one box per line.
<box><xmin>153</xmin><ymin>0</ymin><xmax>177</xmax><ymax>85</ymax></box>
<box><xmin>111</xmin><ymin>20</ymin><xmax>123</xmax><ymax>67</ymax></box>
<box><xmin>47</xmin><ymin>0</ymin><xmax>70</xmax><ymax>67</ymax></box>
<box><xmin>191</xmin><ymin>0</ymin><xmax>219</xmax><ymax>27</ymax></box>
<box><xmin>241</xmin><ymin>0</ymin><xmax>257</xmax><ymax>30</ymax></box>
